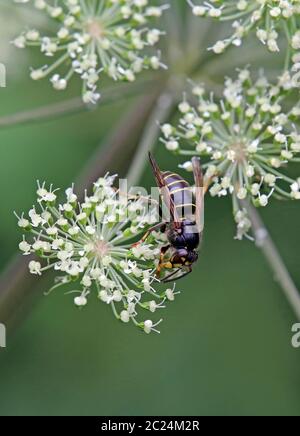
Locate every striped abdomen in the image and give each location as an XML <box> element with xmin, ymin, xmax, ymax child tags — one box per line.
<box><xmin>162</xmin><ymin>171</ymin><xmax>196</xmax><ymax>220</ymax></box>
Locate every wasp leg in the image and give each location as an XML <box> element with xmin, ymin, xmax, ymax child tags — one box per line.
<box><xmin>131</xmin><ymin>222</ymin><xmax>166</xmax><ymax>248</ymax></box>
<box><xmin>156</xmin><ymin>245</ymin><xmax>171</xmax><ymax>278</ymax></box>
<box><xmin>162</xmin><ymin>266</ymin><xmax>193</xmax><ymax>283</ymax></box>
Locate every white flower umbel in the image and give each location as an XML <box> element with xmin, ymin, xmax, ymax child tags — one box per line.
<box><xmin>161</xmin><ymin>69</ymin><xmax>300</xmax><ymax>240</ymax></box>
<box><xmin>16</xmin><ymin>174</ymin><xmax>178</xmax><ymax>334</ymax></box>
<box><xmin>188</xmin><ymin>0</ymin><xmax>300</xmax><ymax>57</ymax></box>
<box><xmin>13</xmin><ymin>0</ymin><xmax>168</xmax><ymax>103</ymax></box>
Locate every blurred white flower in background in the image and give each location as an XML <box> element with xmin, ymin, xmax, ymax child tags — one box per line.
<box><xmin>13</xmin><ymin>0</ymin><xmax>168</xmax><ymax>103</ymax></box>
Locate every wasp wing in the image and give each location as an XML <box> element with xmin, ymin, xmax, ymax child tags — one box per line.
<box><xmin>148</xmin><ymin>152</ymin><xmax>181</xmax><ymax>228</ymax></box>
<box><xmin>192</xmin><ymin>157</ymin><xmax>204</xmax><ymax>233</ymax></box>
<box><xmin>162</xmin><ymin>267</ymin><xmax>192</xmax><ymax>283</ymax></box>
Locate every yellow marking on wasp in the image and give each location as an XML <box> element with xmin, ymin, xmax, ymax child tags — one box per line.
<box><xmin>163</xmin><ymin>173</ymin><xmax>179</xmax><ymax>181</ymax></box>
<box><xmin>170</xmin><ymin>187</ymin><xmax>191</xmax><ymax>195</ymax></box>
<box><xmin>161</xmin><ymin>262</ymin><xmax>173</xmax><ymax>269</ymax></box>
<box><xmin>167</xmin><ymin>180</ymin><xmax>188</xmax><ymax>188</ymax></box>
<box><xmin>175</xmin><ymin>203</ymin><xmax>196</xmax><ymax>209</ymax></box>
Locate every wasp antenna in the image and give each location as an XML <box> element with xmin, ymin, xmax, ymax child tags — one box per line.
<box><xmin>148</xmin><ymin>152</ymin><xmax>160</xmax><ymax>174</ymax></box>
<box><xmin>192</xmin><ymin>156</ymin><xmax>204</xmax><ymax>189</ymax></box>
<box><xmin>148</xmin><ymin>151</ymin><xmax>155</xmax><ymax>162</ymax></box>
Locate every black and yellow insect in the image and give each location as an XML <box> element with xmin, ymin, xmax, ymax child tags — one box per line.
<box><xmin>134</xmin><ymin>153</ymin><xmax>204</xmax><ymax>282</ymax></box>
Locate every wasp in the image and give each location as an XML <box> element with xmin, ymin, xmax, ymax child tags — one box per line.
<box><xmin>133</xmin><ymin>153</ymin><xmax>204</xmax><ymax>282</ymax></box>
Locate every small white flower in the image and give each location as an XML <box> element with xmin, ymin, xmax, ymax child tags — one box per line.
<box><xmin>120</xmin><ymin>310</ymin><xmax>130</xmax><ymax>323</ymax></box>
<box><xmin>192</xmin><ymin>6</ymin><xmax>206</xmax><ymax>17</ymax></box>
<box><xmin>81</xmin><ymin>275</ymin><xmax>92</xmax><ymax>288</ymax></box>
<box><xmin>258</xmin><ymin>195</ymin><xmax>269</xmax><ymax>207</ymax></box>
<box><xmin>74</xmin><ymin>295</ymin><xmax>88</xmax><ymax>307</ymax></box>
<box><xmin>17</xmin><ymin>216</ymin><xmax>30</xmax><ymax>229</ymax></box>
<box><xmin>165</xmin><ymin>284</ymin><xmax>180</xmax><ymax>302</ymax></box>
<box><xmin>51</xmin><ymin>74</ymin><xmax>67</xmax><ymax>91</ymax></box>
<box><xmin>143</xmin><ymin>319</ymin><xmax>163</xmax><ymax>334</ymax></box>
<box><xmin>166</xmin><ymin>288</ymin><xmax>175</xmax><ymax>301</ymax></box>
<box><xmin>179</xmin><ymin>161</ymin><xmax>194</xmax><ymax>172</ymax></box>
<box><xmin>165</xmin><ymin>140</ymin><xmax>179</xmax><ymax>151</ymax></box>
<box><xmin>19</xmin><ymin>239</ymin><xmax>31</xmax><ymax>255</ymax></box>
<box><xmin>29</xmin><ymin>260</ymin><xmax>42</xmax><ymax>275</ymax></box>
<box><xmin>13</xmin><ymin>35</ymin><xmax>26</xmax><ymax>48</ymax></box>
<box><xmin>212</xmin><ymin>41</ymin><xmax>226</xmax><ymax>54</ymax></box>
<box><xmin>161</xmin><ymin>124</ymin><xmax>173</xmax><ymax>138</ymax></box>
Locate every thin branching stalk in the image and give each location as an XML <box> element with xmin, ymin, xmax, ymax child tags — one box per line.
<box><xmin>0</xmin><ymin>97</ymin><xmax>85</xmax><ymax>128</ymax></box>
<box><xmin>243</xmin><ymin>201</ymin><xmax>300</xmax><ymax>320</ymax></box>
<box><xmin>0</xmin><ymin>78</ymin><xmax>158</xmax><ymax>128</ymax></box>
<box><xmin>127</xmin><ymin>92</ymin><xmax>174</xmax><ymax>187</ymax></box>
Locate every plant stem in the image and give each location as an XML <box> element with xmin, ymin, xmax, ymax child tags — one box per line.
<box><xmin>283</xmin><ymin>22</ymin><xmax>292</xmax><ymax>72</ymax></box>
<box><xmin>127</xmin><ymin>92</ymin><xmax>174</xmax><ymax>187</ymax></box>
<box><xmin>243</xmin><ymin>201</ymin><xmax>300</xmax><ymax>320</ymax></box>
<box><xmin>0</xmin><ymin>78</ymin><xmax>157</xmax><ymax>129</ymax></box>
<box><xmin>0</xmin><ymin>97</ymin><xmax>84</xmax><ymax>128</ymax></box>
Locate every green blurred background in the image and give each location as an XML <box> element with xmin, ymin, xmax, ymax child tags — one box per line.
<box><xmin>0</xmin><ymin>1</ymin><xmax>300</xmax><ymax>416</ymax></box>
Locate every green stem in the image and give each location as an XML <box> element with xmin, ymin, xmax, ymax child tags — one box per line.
<box><xmin>243</xmin><ymin>201</ymin><xmax>300</xmax><ymax>321</ymax></box>
<box><xmin>126</xmin><ymin>92</ymin><xmax>174</xmax><ymax>187</ymax></box>
<box><xmin>0</xmin><ymin>78</ymin><xmax>158</xmax><ymax>129</ymax></box>
<box><xmin>283</xmin><ymin>22</ymin><xmax>292</xmax><ymax>71</ymax></box>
